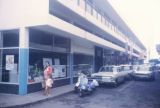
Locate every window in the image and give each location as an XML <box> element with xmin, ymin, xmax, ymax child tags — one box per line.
<box><xmin>73</xmin><ymin>54</ymin><xmax>93</xmax><ymax>76</ymax></box>
<box><xmin>0</xmin><ymin>49</ymin><xmax>19</xmax><ymax>83</ymax></box>
<box><xmin>28</xmin><ymin>49</ymin><xmax>68</xmax><ymax>83</ymax></box>
<box><xmin>29</xmin><ymin>29</ymin><xmax>53</xmax><ymax>46</ymax></box>
<box><xmin>3</xmin><ymin>30</ymin><xmax>19</xmax><ymax>47</ymax></box>
<box><xmin>54</xmin><ymin>36</ymin><xmax>70</xmax><ymax>49</ymax></box>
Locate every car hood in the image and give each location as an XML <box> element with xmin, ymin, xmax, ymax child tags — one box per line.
<box><xmin>91</xmin><ymin>72</ymin><xmax>115</xmax><ymax>77</ymax></box>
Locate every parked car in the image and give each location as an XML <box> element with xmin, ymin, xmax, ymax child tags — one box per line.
<box><xmin>155</xmin><ymin>64</ymin><xmax>160</xmax><ymax>73</ymax></box>
<box><xmin>91</xmin><ymin>65</ymin><xmax>126</xmax><ymax>87</ymax></box>
<box><xmin>132</xmin><ymin>64</ymin><xmax>155</xmax><ymax>81</ymax></box>
<box><xmin>120</xmin><ymin>65</ymin><xmax>133</xmax><ymax>80</ymax></box>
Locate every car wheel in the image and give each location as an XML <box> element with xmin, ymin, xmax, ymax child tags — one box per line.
<box><xmin>114</xmin><ymin>79</ymin><xmax>118</xmax><ymax>87</ymax></box>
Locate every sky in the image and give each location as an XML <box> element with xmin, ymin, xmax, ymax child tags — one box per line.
<box><xmin>107</xmin><ymin>0</ymin><xmax>160</xmax><ymax>60</ymax></box>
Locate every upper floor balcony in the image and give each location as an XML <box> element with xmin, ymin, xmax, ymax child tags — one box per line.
<box><xmin>49</xmin><ymin>0</ymin><xmax>128</xmax><ymax>49</ymax></box>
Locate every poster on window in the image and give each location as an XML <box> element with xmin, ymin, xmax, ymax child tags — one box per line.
<box><xmin>43</xmin><ymin>58</ymin><xmax>52</xmax><ymax>68</ymax></box>
<box><xmin>6</xmin><ymin>55</ymin><xmax>14</xmax><ymax>70</ymax></box>
<box><xmin>60</xmin><ymin>65</ymin><xmax>66</xmax><ymax>77</ymax></box>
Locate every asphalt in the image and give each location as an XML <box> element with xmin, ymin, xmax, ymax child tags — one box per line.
<box><xmin>0</xmin><ymin>84</ymin><xmax>74</xmax><ymax>108</ymax></box>
<box><xmin>20</xmin><ymin>72</ymin><xmax>160</xmax><ymax>108</ymax></box>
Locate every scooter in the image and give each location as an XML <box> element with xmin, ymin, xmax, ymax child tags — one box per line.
<box><xmin>74</xmin><ymin>72</ymin><xmax>99</xmax><ymax>97</ymax></box>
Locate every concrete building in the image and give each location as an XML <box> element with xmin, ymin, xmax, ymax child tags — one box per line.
<box><xmin>156</xmin><ymin>44</ymin><xmax>160</xmax><ymax>55</ymax></box>
<box><xmin>0</xmin><ymin>0</ymin><xmax>146</xmax><ymax>95</ymax></box>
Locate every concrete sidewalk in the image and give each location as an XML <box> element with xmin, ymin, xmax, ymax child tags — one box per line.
<box><xmin>0</xmin><ymin>84</ymin><xmax>74</xmax><ymax>108</ymax></box>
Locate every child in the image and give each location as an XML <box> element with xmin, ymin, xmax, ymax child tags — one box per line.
<box><xmin>44</xmin><ymin>76</ymin><xmax>53</xmax><ymax>96</ymax></box>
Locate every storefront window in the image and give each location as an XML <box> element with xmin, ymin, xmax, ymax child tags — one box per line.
<box><xmin>29</xmin><ymin>29</ymin><xmax>53</xmax><ymax>46</ymax></box>
<box><xmin>28</xmin><ymin>49</ymin><xmax>68</xmax><ymax>83</ymax></box>
<box><xmin>0</xmin><ymin>49</ymin><xmax>19</xmax><ymax>83</ymax></box>
<box><xmin>0</xmin><ymin>30</ymin><xmax>19</xmax><ymax>83</ymax></box>
<box><xmin>73</xmin><ymin>54</ymin><xmax>93</xmax><ymax>77</ymax></box>
<box><xmin>3</xmin><ymin>30</ymin><xmax>19</xmax><ymax>47</ymax></box>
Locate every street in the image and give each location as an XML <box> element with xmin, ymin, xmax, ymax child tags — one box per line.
<box><xmin>23</xmin><ymin>73</ymin><xmax>160</xmax><ymax>108</ymax></box>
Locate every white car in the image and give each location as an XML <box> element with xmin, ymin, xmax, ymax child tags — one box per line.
<box><xmin>132</xmin><ymin>64</ymin><xmax>155</xmax><ymax>81</ymax></box>
<box><xmin>91</xmin><ymin>65</ymin><xmax>126</xmax><ymax>86</ymax></box>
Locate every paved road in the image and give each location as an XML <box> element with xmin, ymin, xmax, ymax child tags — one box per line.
<box><xmin>23</xmin><ymin>73</ymin><xmax>160</xmax><ymax>108</ymax></box>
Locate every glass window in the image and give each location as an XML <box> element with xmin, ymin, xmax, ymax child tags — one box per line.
<box><xmin>3</xmin><ymin>30</ymin><xmax>19</xmax><ymax>47</ymax></box>
<box><xmin>28</xmin><ymin>49</ymin><xmax>68</xmax><ymax>83</ymax></box>
<box><xmin>54</xmin><ymin>36</ymin><xmax>70</xmax><ymax>49</ymax></box>
<box><xmin>0</xmin><ymin>49</ymin><xmax>19</xmax><ymax>83</ymax></box>
<box><xmin>73</xmin><ymin>54</ymin><xmax>93</xmax><ymax>76</ymax></box>
<box><xmin>29</xmin><ymin>29</ymin><xmax>53</xmax><ymax>46</ymax></box>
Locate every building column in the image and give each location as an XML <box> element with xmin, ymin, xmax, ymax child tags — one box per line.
<box><xmin>67</xmin><ymin>53</ymin><xmax>73</xmax><ymax>84</ymax></box>
<box><xmin>18</xmin><ymin>27</ymin><xmax>29</xmax><ymax>95</ymax></box>
<box><xmin>0</xmin><ymin>32</ymin><xmax>3</xmax><ymax>82</ymax></box>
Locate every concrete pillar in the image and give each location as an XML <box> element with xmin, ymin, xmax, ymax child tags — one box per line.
<box><xmin>67</xmin><ymin>53</ymin><xmax>73</xmax><ymax>84</ymax></box>
<box><xmin>0</xmin><ymin>32</ymin><xmax>3</xmax><ymax>82</ymax></box>
<box><xmin>18</xmin><ymin>27</ymin><xmax>29</xmax><ymax>95</ymax></box>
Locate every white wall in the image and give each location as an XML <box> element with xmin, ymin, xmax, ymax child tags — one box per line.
<box><xmin>0</xmin><ymin>0</ymin><xmax>49</xmax><ymax>30</ymax></box>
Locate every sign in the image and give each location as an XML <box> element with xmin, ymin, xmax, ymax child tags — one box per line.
<box><xmin>43</xmin><ymin>58</ymin><xmax>52</xmax><ymax>67</ymax></box>
<box><xmin>52</xmin><ymin>65</ymin><xmax>66</xmax><ymax>78</ymax></box>
<box><xmin>6</xmin><ymin>55</ymin><xmax>14</xmax><ymax>70</ymax></box>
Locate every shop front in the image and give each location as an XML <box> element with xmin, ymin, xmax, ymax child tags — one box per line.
<box><xmin>0</xmin><ymin>28</ymin><xmax>72</xmax><ymax>95</ymax></box>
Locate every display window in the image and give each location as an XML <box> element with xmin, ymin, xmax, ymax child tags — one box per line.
<box><xmin>0</xmin><ymin>30</ymin><xmax>19</xmax><ymax>83</ymax></box>
<box><xmin>28</xmin><ymin>49</ymin><xmax>68</xmax><ymax>83</ymax></box>
<box><xmin>0</xmin><ymin>49</ymin><xmax>19</xmax><ymax>83</ymax></box>
<box><xmin>73</xmin><ymin>54</ymin><xmax>93</xmax><ymax>77</ymax></box>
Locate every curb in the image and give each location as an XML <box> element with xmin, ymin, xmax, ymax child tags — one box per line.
<box><xmin>1</xmin><ymin>90</ymin><xmax>74</xmax><ymax>108</ymax></box>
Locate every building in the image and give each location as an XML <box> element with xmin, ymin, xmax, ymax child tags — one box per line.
<box><xmin>0</xmin><ymin>0</ymin><xmax>146</xmax><ymax>95</ymax></box>
<box><xmin>156</xmin><ymin>44</ymin><xmax>160</xmax><ymax>55</ymax></box>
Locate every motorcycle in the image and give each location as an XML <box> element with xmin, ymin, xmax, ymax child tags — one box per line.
<box><xmin>74</xmin><ymin>72</ymin><xmax>99</xmax><ymax>97</ymax></box>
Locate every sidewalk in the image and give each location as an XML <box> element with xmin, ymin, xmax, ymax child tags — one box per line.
<box><xmin>0</xmin><ymin>84</ymin><xmax>74</xmax><ymax>108</ymax></box>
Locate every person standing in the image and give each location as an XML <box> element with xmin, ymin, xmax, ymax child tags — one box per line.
<box><xmin>43</xmin><ymin>61</ymin><xmax>53</xmax><ymax>95</ymax></box>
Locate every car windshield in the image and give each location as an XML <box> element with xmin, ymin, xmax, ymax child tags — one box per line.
<box><xmin>99</xmin><ymin>66</ymin><xmax>114</xmax><ymax>72</ymax></box>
